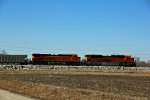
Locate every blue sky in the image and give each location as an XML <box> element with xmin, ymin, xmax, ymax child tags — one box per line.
<box><xmin>0</xmin><ymin>0</ymin><xmax>150</xmax><ymax>60</ymax></box>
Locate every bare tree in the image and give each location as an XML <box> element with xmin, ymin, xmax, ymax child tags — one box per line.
<box><xmin>1</xmin><ymin>49</ymin><xmax>7</xmax><ymax>55</ymax></box>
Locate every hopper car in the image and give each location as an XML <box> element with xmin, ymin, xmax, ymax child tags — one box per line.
<box><xmin>0</xmin><ymin>54</ymin><xmax>27</xmax><ymax>64</ymax></box>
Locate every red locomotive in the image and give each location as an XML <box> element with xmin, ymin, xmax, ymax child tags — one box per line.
<box><xmin>32</xmin><ymin>54</ymin><xmax>81</xmax><ymax>65</ymax></box>
<box><xmin>83</xmin><ymin>55</ymin><xmax>136</xmax><ymax>67</ymax></box>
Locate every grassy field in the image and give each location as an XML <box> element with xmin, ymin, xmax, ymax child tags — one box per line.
<box><xmin>0</xmin><ymin>69</ymin><xmax>150</xmax><ymax>100</ymax></box>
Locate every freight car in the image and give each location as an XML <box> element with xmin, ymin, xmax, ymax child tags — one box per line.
<box><xmin>82</xmin><ymin>55</ymin><xmax>136</xmax><ymax>67</ymax></box>
<box><xmin>0</xmin><ymin>54</ymin><xmax>27</xmax><ymax>64</ymax></box>
<box><xmin>32</xmin><ymin>54</ymin><xmax>81</xmax><ymax>65</ymax></box>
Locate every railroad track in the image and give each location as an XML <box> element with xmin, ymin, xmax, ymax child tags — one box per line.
<box><xmin>0</xmin><ymin>65</ymin><xmax>150</xmax><ymax>71</ymax></box>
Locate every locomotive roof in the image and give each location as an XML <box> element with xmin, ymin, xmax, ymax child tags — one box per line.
<box><xmin>32</xmin><ymin>54</ymin><xmax>77</xmax><ymax>56</ymax></box>
<box><xmin>85</xmin><ymin>55</ymin><xmax>103</xmax><ymax>57</ymax></box>
<box><xmin>111</xmin><ymin>55</ymin><xmax>125</xmax><ymax>57</ymax></box>
<box><xmin>85</xmin><ymin>55</ymin><xmax>126</xmax><ymax>58</ymax></box>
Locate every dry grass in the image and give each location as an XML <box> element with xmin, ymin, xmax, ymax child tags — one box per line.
<box><xmin>0</xmin><ymin>80</ymin><xmax>145</xmax><ymax>100</ymax></box>
<box><xmin>0</xmin><ymin>69</ymin><xmax>150</xmax><ymax>100</ymax></box>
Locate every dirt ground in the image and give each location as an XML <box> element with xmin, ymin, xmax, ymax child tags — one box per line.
<box><xmin>0</xmin><ymin>70</ymin><xmax>150</xmax><ymax>100</ymax></box>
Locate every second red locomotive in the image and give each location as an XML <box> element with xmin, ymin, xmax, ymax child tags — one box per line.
<box><xmin>82</xmin><ymin>55</ymin><xmax>136</xmax><ymax>67</ymax></box>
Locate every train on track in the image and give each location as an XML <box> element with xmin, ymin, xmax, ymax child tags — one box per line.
<box><xmin>0</xmin><ymin>54</ymin><xmax>27</xmax><ymax>64</ymax></box>
<box><xmin>0</xmin><ymin>53</ymin><xmax>136</xmax><ymax>67</ymax></box>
